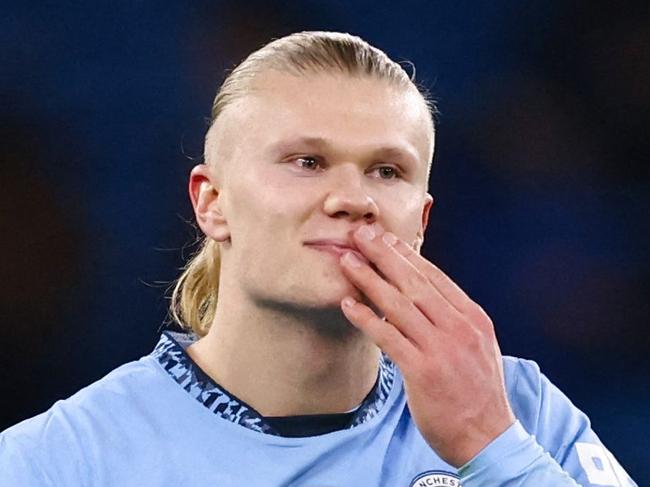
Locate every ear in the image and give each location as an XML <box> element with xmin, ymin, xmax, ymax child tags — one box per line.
<box><xmin>189</xmin><ymin>164</ymin><xmax>230</xmax><ymax>242</ymax></box>
<box><xmin>414</xmin><ymin>193</ymin><xmax>434</xmax><ymax>251</ymax></box>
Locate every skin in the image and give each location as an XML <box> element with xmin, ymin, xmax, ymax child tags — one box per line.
<box><xmin>187</xmin><ymin>70</ymin><xmax>514</xmax><ymax>467</ymax></box>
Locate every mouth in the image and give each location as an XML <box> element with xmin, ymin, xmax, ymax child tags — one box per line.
<box><xmin>304</xmin><ymin>241</ymin><xmax>370</xmax><ymax>265</ymax></box>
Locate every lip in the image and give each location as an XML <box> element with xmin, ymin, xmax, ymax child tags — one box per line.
<box><xmin>304</xmin><ymin>240</ymin><xmax>370</xmax><ymax>265</ymax></box>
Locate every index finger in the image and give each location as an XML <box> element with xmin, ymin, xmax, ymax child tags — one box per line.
<box><xmin>387</xmin><ymin>234</ymin><xmax>475</xmax><ymax>314</ymax></box>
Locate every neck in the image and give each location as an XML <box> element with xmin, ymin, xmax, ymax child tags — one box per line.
<box><xmin>186</xmin><ymin>288</ymin><xmax>380</xmax><ymax>417</ymax></box>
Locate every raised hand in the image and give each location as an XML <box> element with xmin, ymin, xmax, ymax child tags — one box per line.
<box><xmin>339</xmin><ymin>223</ymin><xmax>515</xmax><ymax>467</ymax></box>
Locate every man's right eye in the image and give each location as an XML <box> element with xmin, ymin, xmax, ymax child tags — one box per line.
<box><xmin>295</xmin><ymin>156</ymin><xmax>320</xmax><ymax>170</ymax></box>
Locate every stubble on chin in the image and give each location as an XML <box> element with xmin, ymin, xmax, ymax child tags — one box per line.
<box><xmin>253</xmin><ymin>295</ymin><xmax>363</xmax><ymax>341</ymax></box>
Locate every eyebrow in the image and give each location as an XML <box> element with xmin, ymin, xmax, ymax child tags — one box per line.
<box><xmin>268</xmin><ymin>136</ymin><xmax>421</xmax><ymax>167</ymax></box>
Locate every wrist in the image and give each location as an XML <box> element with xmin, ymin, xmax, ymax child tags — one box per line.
<box><xmin>435</xmin><ymin>415</ymin><xmax>516</xmax><ymax>467</ymax></box>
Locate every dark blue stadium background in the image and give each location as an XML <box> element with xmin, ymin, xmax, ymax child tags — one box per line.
<box><xmin>2</xmin><ymin>1</ymin><xmax>648</xmax><ymax>482</ymax></box>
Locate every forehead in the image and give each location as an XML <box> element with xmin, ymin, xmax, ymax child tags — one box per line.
<box><xmin>218</xmin><ymin>71</ymin><xmax>433</xmax><ymax>170</ymax></box>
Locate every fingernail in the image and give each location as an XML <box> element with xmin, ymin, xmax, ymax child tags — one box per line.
<box><xmin>371</xmin><ymin>222</ymin><xmax>384</xmax><ymax>235</ymax></box>
<box><xmin>342</xmin><ymin>296</ymin><xmax>356</xmax><ymax>308</ymax></box>
<box><xmin>382</xmin><ymin>232</ymin><xmax>397</xmax><ymax>246</ymax></box>
<box><xmin>343</xmin><ymin>251</ymin><xmax>362</xmax><ymax>267</ymax></box>
<box><xmin>357</xmin><ymin>225</ymin><xmax>376</xmax><ymax>241</ymax></box>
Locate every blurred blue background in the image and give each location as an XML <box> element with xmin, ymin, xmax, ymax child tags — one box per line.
<box><xmin>2</xmin><ymin>1</ymin><xmax>648</xmax><ymax>482</ymax></box>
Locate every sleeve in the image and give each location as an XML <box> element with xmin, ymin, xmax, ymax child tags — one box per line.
<box><xmin>0</xmin><ymin>404</ymin><xmax>92</xmax><ymax>487</ymax></box>
<box><xmin>457</xmin><ymin>358</ymin><xmax>637</xmax><ymax>487</ymax></box>
<box><xmin>0</xmin><ymin>431</ymin><xmax>55</xmax><ymax>486</ymax></box>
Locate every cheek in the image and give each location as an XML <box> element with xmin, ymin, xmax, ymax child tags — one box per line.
<box><xmin>226</xmin><ymin>174</ymin><xmax>308</xmax><ymax>242</ymax></box>
<box><xmin>378</xmin><ymin>191</ymin><xmax>426</xmax><ymax>241</ymax></box>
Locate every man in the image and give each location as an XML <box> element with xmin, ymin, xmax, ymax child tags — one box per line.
<box><xmin>0</xmin><ymin>31</ymin><xmax>637</xmax><ymax>486</ymax></box>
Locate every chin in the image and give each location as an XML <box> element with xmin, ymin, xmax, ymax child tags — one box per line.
<box><xmin>262</xmin><ymin>258</ymin><xmax>364</xmax><ymax>309</ymax></box>
<box><xmin>280</xmin><ymin>276</ymin><xmax>357</xmax><ymax>308</ymax></box>
<box><xmin>298</xmin><ymin>288</ymin><xmax>355</xmax><ymax>309</ymax></box>
<box><xmin>316</xmin><ymin>276</ymin><xmax>362</xmax><ymax>304</ymax></box>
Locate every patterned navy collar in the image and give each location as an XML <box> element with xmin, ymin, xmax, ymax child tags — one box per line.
<box><xmin>152</xmin><ymin>330</ymin><xmax>395</xmax><ymax>436</ymax></box>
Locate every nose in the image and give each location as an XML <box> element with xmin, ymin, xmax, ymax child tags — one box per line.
<box><xmin>322</xmin><ymin>168</ymin><xmax>379</xmax><ymax>222</ymax></box>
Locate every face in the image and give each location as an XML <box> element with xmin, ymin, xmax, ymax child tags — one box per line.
<box><xmin>192</xmin><ymin>71</ymin><xmax>434</xmax><ymax>313</ymax></box>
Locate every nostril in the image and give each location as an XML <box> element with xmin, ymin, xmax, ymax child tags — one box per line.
<box><xmin>323</xmin><ymin>191</ymin><xmax>379</xmax><ymax>221</ymax></box>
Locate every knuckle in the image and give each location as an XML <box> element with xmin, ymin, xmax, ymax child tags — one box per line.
<box><xmin>402</xmin><ymin>272</ymin><xmax>433</xmax><ymax>310</ymax></box>
<box><xmin>405</xmin><ymin>269</ymin><xmax>429</xmax><ymax>292</ymax></box>
<box><xmin>407</xmin><ymin>286</ymin><xmax>427</xmax><ymax>307</ymax></box>
<box><xmin>385</xmin><ymin>298</ymin><xmax>409</xmax><ymax>319</ymax></box>
<box><xmin>468</xmin><ymin>304</ymin><xmax>494</xmax><ymax>330</ymax></box>
<box><xmin>386</xmin><ymin>289</ymin><xmax>411</xmax><ymax>312</ymax></box>
<box><xmin>459</xmin><ymin>325</ymin><xmax>483</xmax><ymax>351</ymax></box>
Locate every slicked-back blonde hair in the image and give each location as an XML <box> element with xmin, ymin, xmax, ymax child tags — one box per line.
<box><xmin>169</xmin><ymin>31</ymin><xmax>436</xmax><ymax>336</ymax></box>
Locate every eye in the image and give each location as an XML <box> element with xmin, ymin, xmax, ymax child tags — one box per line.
<box><xmin>294</xmin><ymin>156</ymin><xmax>321</xmax><ymax>171</ymax></box>
<box><xmin>371</xmin><ymin>165</ymin><xmax>402</xmax><ymax>180</ymax></box>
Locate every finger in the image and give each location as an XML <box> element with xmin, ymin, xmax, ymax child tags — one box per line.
<box><xmin>341</xmin><ymin>295</ymin><xmax>419</xmax><ymax>367</ymax></box>
<box><xmin>340</xmin><ymin>251</ymin><xmax>437</xmax><ymax>347</ymax></box>
<box><xmin>390</xmin><ymin>235</ymin><xmax>475</xmax><ymax>314</ymax></box>
<box><xmin>352</xmin><ymin>226</ymin><xmax>464</xmax><ymax>328</ymax></box>
<box><xmin>391</xmin><ymin>237</ymin><xmax>495</xmax><ymax>333</ymax></box>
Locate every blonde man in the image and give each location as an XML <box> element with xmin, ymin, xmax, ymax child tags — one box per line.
<box><xmin>0</xmin><ymin>32</ymin><xmax>636</xmax><ymax>486</ymax></box>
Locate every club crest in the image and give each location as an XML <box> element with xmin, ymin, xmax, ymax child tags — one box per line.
<box><xmin>409</xmin><ymin>470</ymin><xmax>461</xmax><ymax>487</ymax></box>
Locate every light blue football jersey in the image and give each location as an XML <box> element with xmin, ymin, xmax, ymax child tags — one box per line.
<box><xmin>0</xmin><ymin>332</ymin><xmax>637</xmax><ymax>486</ymax></box>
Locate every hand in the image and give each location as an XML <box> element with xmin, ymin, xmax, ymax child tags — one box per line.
<box><xmin>339</xmin><ymin>223</ymin><xmax>515</xmax><ymax>467</ymax></box>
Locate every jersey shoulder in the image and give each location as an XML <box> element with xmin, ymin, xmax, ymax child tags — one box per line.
<box><xmin>502</xmin><ymin>355</ymin><xmax>580</xmax><ymax>431</ymax></box>
<box><xmin>0</xmin><ymin>356</ymin><xmax>172</xmax><ymax>485</ymax></box>
<box><xmin>502</xmin><ymin>355</ymin><xmax>592</xmax><ymax>461</ymax></box>
<box><xmin>1</xmin><ymin>355</ymin><xmax>168</xmax><ymax>453</ymax></box>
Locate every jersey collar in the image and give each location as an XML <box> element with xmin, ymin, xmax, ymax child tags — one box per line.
<box><xmin>151</xmin><ymin>330</ymin><xmax>395</xmax><ymax>436</ymax></box>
